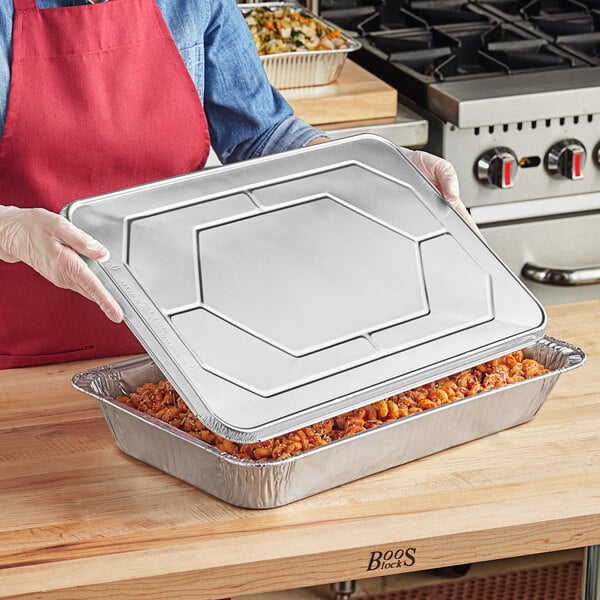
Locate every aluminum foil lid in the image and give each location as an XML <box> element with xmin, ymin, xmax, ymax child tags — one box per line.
<box><xmin>63</xmin><ymin>134</ymin><xmax>546</xmax><ymax>443</ymax></box>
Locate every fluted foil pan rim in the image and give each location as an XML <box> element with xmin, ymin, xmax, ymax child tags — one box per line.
<box><xmin>72</xmin><ymin>335</ymin><xmax>585</xmax><ymax>508</ymax></box>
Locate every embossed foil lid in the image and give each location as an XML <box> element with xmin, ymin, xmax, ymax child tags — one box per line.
<box><xmin>64</xmin><ymin>134</ymin><xmax>546</xmax><ymax>443</ymax></box>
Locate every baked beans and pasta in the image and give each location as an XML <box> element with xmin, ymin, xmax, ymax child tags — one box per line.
<box><xmin>116</xmin><ymin>350</ymin><xmax>547</xmax><ymax>462</ymax></box>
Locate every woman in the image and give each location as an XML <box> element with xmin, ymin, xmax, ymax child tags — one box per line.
<box><xmin>0</xmin><ymin>0</ymin><xmax>465</xmax><ymax>369</ymax></box>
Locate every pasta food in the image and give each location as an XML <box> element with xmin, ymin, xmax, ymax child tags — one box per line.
<box><xmin>117</xmin><ymin>350</ymin><xmax>548</xmax><ymax>462</ymax></box>
<box><xmin>243</xmin><ymin>6</ymin><xmax>349</xmax><ymax>54</ymax></box>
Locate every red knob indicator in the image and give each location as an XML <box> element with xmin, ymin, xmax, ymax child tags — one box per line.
<box><xmin>546</xmin><ymin>139</ymin><xmax>586</xmax><ymax>180</ymax></box>
<box><xmin>476</xmin><ymin>147</ymin><xmax>518</xmax><ymax>189</ymax></box>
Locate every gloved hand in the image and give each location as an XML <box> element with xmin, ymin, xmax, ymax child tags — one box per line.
<box><xmin>0</xmin><ymin>205</ymin><xmax>124</xmax><ymax>323</ymax></box>
<box><xmin>402</xmin><ymin>148</ymin><xmax>480</xmax><ymax>232</ymax></box>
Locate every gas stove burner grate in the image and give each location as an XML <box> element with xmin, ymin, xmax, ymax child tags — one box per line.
<box><xmin>319</xmin><ymin>5</ymin><xmax>380</xmax><ymax>31</ymax></box>
<box><xmin>387</xmin><ymin>37</ymin><xmax>577</xmax><ymax>81</ymax></box>
<box><xmin>475</xmin><ymin>0</ymin><xmax>593</xmax><ymax>18</ymax></box>
<box><xmin>518</xmin><ymin>0</ymin><xmax>592</xmax><ymax>18</ymax></box>
<box><xmin>368</xmin><ymin>20</ymin><xmax>533</xmax><ymax>52</ymax></box>
<box><xmin>354</xmin><ymin>0</ymin><xmax>502</xmax><ymax>31</ymax></box>
<box><xmin>519</xmin><ymin>5</ymin><xmax>600</xmax><ymax>37</ymax></box>
<box><xmin>357</xmin><ymin>7</ymin><xmax>429</xmax><ymax>32</ymax></box>
<box><xmin>404</xmin><ymin>0</ymin><xmax>493</xmax><ymax>24</ymax></box>
<box><xmin>555</xmin><ymin>29</ymin><xmax>600</xmax><ymax>61</ymax></box>
<box><xmin>473</xmin><ymin>0</ymin><xmax>600</xmax><ymax>37</ymax></box>
<box><xmin>322</xmin><ymin>0</ymin><xmax>600</xmax><ymax>106</ymax></box>
<box><xmin>483</xmin><ymin>41</ymin><xmax>578</xmax><ymax>70</ymax></box>
<box><xmin>369</xmin><ymin>20</ymin><xmax>578</xmax><ymax>72</ymax></box>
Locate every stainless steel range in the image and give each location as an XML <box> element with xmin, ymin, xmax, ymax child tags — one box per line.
<box><xmin>322</xmin><ymin>0</ymin><xmax>600</xmax><ymax>304</ymax></box>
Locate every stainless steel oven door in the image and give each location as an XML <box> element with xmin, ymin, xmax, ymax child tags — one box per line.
<box><xmin>477</xmin><ymin>208</ymin><xmax>600</xmax><ymax>306</ymax></box>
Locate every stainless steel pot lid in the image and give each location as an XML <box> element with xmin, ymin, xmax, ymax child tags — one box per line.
<box><xmin>63</xmin><ymin>134</ymin><xmax>546</xmax><ymax>443</ymax></box>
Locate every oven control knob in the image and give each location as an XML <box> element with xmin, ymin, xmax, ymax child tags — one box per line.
<box><xmin>476</xmin><ymin>147</ymin><xmax>518</xmax><ymax>188</ymax></box>
<box><xmin>546</xmin><ymin>139</ymin><xmax>586</xmax><ymax>179</ymax></box>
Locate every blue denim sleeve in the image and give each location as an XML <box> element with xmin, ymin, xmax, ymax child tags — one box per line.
<box><xmin>0</xmin><ymin>0</ymin><xmax>324</xmax><ymax>157</ymax></box>
<box><xmin>0</xmin><ymin>2</ymin><xmax>13</xmax><ymax>140</ymax></box>
<box><xmin>201</xmin><ymin>0</ymin><xmax>324</xmax><ymax>163</ymax></box>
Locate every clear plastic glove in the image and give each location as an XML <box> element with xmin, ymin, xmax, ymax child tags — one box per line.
<box><xmin>0</xmin><ymin>205</ymin><xmax>124</xmax><ymax>323</ymax></box>
<box><xmin>402</xmin><ymin>148</ymin><xmax>480</xmax><ymax>232</ymax></box>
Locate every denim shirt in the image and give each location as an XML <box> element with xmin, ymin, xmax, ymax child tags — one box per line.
<box><xmin>0</xmin><ymin>0</ymin><xmax>323</xmax><ymax>163</ymax></box>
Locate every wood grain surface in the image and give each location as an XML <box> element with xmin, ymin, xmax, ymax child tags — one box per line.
<box><xmin>0</xmin><ymin>301</ymin><xmax>599</xmax><ymax>599</ymax></box>
<box><xmin>281</xmin><ymin>60</ymin><xmax>398</xmax><ymax>125</ymax></box>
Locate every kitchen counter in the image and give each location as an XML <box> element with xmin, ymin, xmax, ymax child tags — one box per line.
<box><xmin>281</xmin><ymin>60</ymin><xmax>428</xmax><ymax>148</ymax></box>
<box><xmin>320</xmin><ymin>101</ymin><xmax>428</xmax><ymax>149</ymax></box>
<box><xmin>0</xmin><ymin>301</ymin><xmax>599</xmax><ymax>599</ymax></box>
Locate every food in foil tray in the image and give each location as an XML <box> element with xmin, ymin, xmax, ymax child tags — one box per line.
<box><xmin>117</xmin><ymin>350</ymin><xmax>548</xmax><ymax>462</ymax></box>
<box><xmin>243</xmin><ymin>5</ymin><xmax>350</xmax><ymax>54</ymax></box>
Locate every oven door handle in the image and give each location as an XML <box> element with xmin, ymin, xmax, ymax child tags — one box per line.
<box><xmin>521</xmin><ymin>263</ymin><xmax>600</xmax><ymax>286</ymax></box>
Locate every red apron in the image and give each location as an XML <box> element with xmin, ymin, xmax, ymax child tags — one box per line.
<box><xmin>0</xmin><ymin>0</ymin><xmax>210</xmax><ymax>368</ymax></box>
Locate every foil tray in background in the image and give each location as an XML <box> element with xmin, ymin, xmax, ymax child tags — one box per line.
<box><xmin>72</xmin><ymin>337</ymin><xmax>585</xmax><ymax>509</ymax></box>
<box><xmin>239</xmin><ymin>2</ymin><xmax>361</xmax><ymax>88</ymax></box>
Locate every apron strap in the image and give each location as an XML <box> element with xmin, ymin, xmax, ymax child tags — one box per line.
<box><xmin>13</xmin><ymin>0</ymin><xmax>40</xmax><ymax>11</ymax></box>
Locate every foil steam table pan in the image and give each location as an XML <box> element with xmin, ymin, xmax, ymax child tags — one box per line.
<box><xmin>63</xmin><ymin>134</ymin><xmax>550</xmax><ymax>446</ymax></box>
<box><xmin>239</xmin><ymin>2</ymin><xmax>361</xmax><ymax>88</ymax></box>
<box><xmin>72</xmin><ymin>337</ymin><xmax>585</xmax><ymax>508</ymax></box>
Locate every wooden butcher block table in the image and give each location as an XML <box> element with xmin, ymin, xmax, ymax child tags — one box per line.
<box><xmin>0</xmin><ymin>301</ymin><xmax>599</xmax><ymax>599</ymax></box>
<box><xmin>280</xmin><ymin>60</ymin><xmax>398</xmax><ymax>126</ymax></box>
